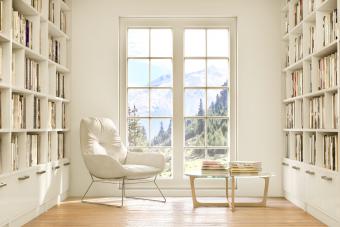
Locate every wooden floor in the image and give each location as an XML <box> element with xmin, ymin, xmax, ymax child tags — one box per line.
<box><xmin>25</xmin><ymin>197</ymin><xmax>326</xmax><ymax>227</ymax></box>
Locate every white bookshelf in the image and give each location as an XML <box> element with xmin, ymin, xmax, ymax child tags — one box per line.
<box><xmin>281</xmin><ymin>0</ymin><xmax>340</xmax><ymax>226</ymax></box>
<box><xmin>0</xmin><ymin>0</ymin><xmax>71</xmax><ymax>225</ymax></box>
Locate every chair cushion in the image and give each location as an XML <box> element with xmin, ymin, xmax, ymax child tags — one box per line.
<box><xmin>122</xmin><ymin>164</ymin><xmax>161</xmax><ymax>179</ymax></box>
<box><xmin>80</xmin><ymin>117</ymin><xmax>127</xmax><ymax>163</ymax></box>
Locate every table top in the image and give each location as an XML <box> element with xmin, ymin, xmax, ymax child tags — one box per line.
<box><xmin>185</xmin><ymin>170</ymin><xmax>274</xmax><ymax>178</ymax></box>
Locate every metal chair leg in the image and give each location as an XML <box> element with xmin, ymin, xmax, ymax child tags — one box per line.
<box><xmin>125</xmin><ymin>176</ymin><xmax>166</xmax><ymax>203</ymax></box>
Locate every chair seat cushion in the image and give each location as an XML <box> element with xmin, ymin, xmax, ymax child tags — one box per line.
<box><xmin>122</xmin><ymin>164</ymin><xmax>161</xmax><ymax>179</ymax></box>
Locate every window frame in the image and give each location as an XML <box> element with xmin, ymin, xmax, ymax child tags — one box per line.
<box><xmin>119</xmin><ymin>17</ymin><xmax>237</xmax><ymax>189</ymax></box>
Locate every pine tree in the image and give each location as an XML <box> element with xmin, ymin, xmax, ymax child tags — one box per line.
<box><xmin>128</xmin><ymin>105</ymin><xmax>147</xmax><ymax>146</ymax></box>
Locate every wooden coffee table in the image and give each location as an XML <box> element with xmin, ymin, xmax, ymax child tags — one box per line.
<box><xmin>185</xmin><ymin>171</ymin><xmax>274</xmax><ymax>211</ymax></box>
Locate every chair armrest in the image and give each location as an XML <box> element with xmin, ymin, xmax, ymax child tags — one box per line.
<box><xmin>82</xmin><ymin>154</ymin><xmax>126</xmax><ymax>179</ymax></box>
<box><xmin>125</xmin><ymin>152</ymin><xmax>165</xmax><ymax>170</ymax></box>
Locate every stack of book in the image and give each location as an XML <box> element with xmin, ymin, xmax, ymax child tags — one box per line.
<box><xmin>291</xmin><ymin>69</ymin><xmax>303</xmax><ymax>97</ymax></box>
<box><xmin>25</xmin><ymin>57</ymin><xmax>40</xmax><ymax>91</ymax></box>
<box><xmin>323</xmin><ymin>134</ymin><xmax>338</xmax><ymax>171</ymax></box>
<box><xmin>309</xmin><ymin>96</ymin><xmax>324</xmax><ymax>129</ymax></box>
<box><xmin>201</xmin><ymin>160</ymin><xmax>228</xmax><ymax>173</ymax></box>
<box><xmin>56</xmin><ymin>72</ymin><xmax>65</xmax><ymax>98</ymax></box>
<box><xmin>294</xmin><ymin>134</ymin><xmax>303</xmax><ymax>161</ymax></box>
<box><xmin>286</xmin><ymin>102</ymin><xmax>295</xmax><ymax>128</ymax></box>
<box><xmin>11</xmin><ymin>134</ymin><xmax>19</xmax><ymax>171</ymax></box>
<box><xmin>294</xmin><ymin>34</ymin><xmax>303</xmax><ymax>62</ymax></box>
<box><xmin>12</xmin><ymin>11</ymin><xmax>33</xmax><ymax>49</ymax></box>
<box><xmin>33</xmin><ymin>97</ymin><xmax>41</xmax><ymax>129</ymax></box>
<box><xmin>60</xmin><ymin>10</ymin><xmax>67</xmax><ymax>33</ymax></box>
<box><xmin>58</xmin><ymin>132</ymin><xmax>64</xmax><ymax>159</ymax></box>
<box><xmin>318</xmin><ymin>52</ymin><xmax>337</xmax><ymax>90</ymax></box>
<box><xmin>322</xmin><ymin>9</ymin><xmax>337</xmax><ymax>46</ymax></box>
<box><xmin>309</xmin><ymin>25</ymin><xmax>315</xmax><ymax>54</ymax></box>
<box><xmin>229</xmin><ymin>161</ymin><xmax>262</xmax><ymax>174</ymax></box>
<box><xmin>12</xmin><ymin>94</ymin><xmax>26</xmax><ymax>129</ymax></box>
<box><xmin>49</xmin><ymin>36</ymin><xmax>61</xmax><ymax>63</ymax></box>
<box><xmin>48</xmin><ymin>101</ymin><xmax>56</xmax><ymax>129</ymax></box>
<box><xmin>27</xmin><ymin>134</ymin><xmax>40</xmax><ymax>167</ymax></box>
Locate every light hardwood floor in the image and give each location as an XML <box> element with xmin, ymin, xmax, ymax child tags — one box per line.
<box><xmin>25</xmin><ymin>197</ymin><xmax>326</xmax><ymax>227</ymax></box>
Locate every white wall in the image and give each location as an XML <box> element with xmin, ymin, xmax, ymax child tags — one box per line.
<box><xmin>71</xmin><ymin>0</ymin><xmax>282</xmax><ymax>197</ymax></box>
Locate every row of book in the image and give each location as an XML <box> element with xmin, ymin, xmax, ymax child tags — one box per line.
<box><xmin>56</xmin><ymin>72</ymin><xmax>65</xmax><ymax>98</ymax></box>
<box><xmin>27</xmin><ymin>133</ymin><xmax>40</xmax><ymax>167</ymax></box>
<box><xmin>294</xmin><ymin>34</ymin><xmax>303</xmax><ymax>63</ymax></box>
<box><xmin>49</xmin><ymin>36</ymin><xmax>61</xmax><ymax>64</ymax></box>
<box><xmin>309</xmin><ymin>96</ymin><xmax>324</xmax><ymax>129</ymax></box>
<box><xmin>308</xmin><ymin>25</ymin><xmax>315</xmax><ymax>54</ymax></box>
<box><xmin>12</xmin><ymin>11</ymin><xmax>33</xmax><ymax>49</ymax></box>
<box><xmin>12</xmin><ymin>94</ymin><xmax>26</xmax><ymax>129</ymax></box>
<box><xmin>33</xmin><ymin>97</ymin><xmax>41</xmax><ymax>129</ymax></box>
<box><xmin>10</xmin><ymin>132</ymin><xmax>65</xmax><ymax>171</ymax></box>
<box><xmin>294</xmin><ymin>134</ymin><xmax>303</xmax><ymax>162</ymax></box>
<box><xmin>308</xmin><ymin>133</ymin><xmax>316</xmax><ymax>165</ymax></box>
<box><xmin>291</xmin><ymin>69</ymin><xmax>303</xmax><ymax>97</ymax></box>
<box><xmin>48</xmin><ymin>101</ymin><xmax>56</xmax><ymax>129</ymax></box>
<box><xmin>25</xmin><ymin>57</ymin><xmax>40</xmax><ymax>92</ymax></box>
<box><xmin>60</xmin><ymin>10</ymin><xmax>67</xmax><ymax>33</ymax></box>
<box><xmin>293</xmin><ymin>0</ymin><xmax>303</xmax><ymax>26</ymax></box>
<box><xmin>286</xmin><ymin>102</ymin><xmax>295</xmax><ymax>128</ymax></box>
<box><xmin>323</xmin><ymin>134</ymin><xmax>338</xmax><ymax>171</ymax></box>
<box><xmin>318</xmin><ymin>52</ymin><xmax>337</xmax><ymax>90</ymax></box>
<box><xmin>49</xmin><ymin>0</ymin><xmax>56</xmax><ymax>23</ymax></box>
<box><xmin>322</xmin><ymin>9</ymin><xmax>337</xmax><ymax>47</ymax></box>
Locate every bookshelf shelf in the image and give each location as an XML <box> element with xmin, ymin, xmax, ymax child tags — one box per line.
<box><xmin>282</xmin><ymin>0</ymin><xmax>340</xmax><ymax>224</ymax></box>
<box><xmin>0</xmin><ymin>0</ymin><xmax>71</xmax><ymax>224</ymax></box>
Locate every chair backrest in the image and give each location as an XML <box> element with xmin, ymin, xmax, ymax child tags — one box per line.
<box><xmin>80</xmin><ymin>117</ymin><xmax>127</xmax><ymax>163</ymax></box>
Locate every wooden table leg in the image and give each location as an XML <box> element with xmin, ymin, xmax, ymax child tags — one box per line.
<box><xmin>231</xmin><ymin>176</ymin><xmax>235</xmax><ymax>211</ymax></box>
<box><xmin>260</xmin><ymin>177</ymin><xmax>270</xmax><ymax>206</ymax></box>
<box><xmin>189</xmin><ymin>176</ymin><xmax>199</xmax><ymax>208</ymax></box>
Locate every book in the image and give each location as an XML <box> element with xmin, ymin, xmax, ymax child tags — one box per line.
<box><xmin>33</xmin><ymin>97</ymin><xmax>41</xmax><ymax>129</ymax></box>
<box><xmin>27</xmin><ymin>134</ymin><xmax>39</xmax><ymax>167</ymax></box>
<box><xmin>291</xmin><ymin>69</ymin><xmax>303</xmax><ymax>97</ymax></box>
<box><xmin>48</xmin><ymin>132</ymin><xmax>52</xmax><ymax>162</ymax></box>
<box><xmin>309</xmin><ymin>133</ymin><xmax>316</xmax><ymax>165</ymax></box>
<box><xmin>49</xmin><ymin>0</ymin><xmax>55</xmax><ymax>23</ymax></box>
<box><xmin>201</xmin><ymin>160</ymin><xmax>226</xmax><ymax>170</ymax></box>
<box><xmin>58</xmin><ymin>132</ymin><xmax>64</xmax><ymax>159</ymax></box>
<box><xmin>12</xmin><ymin>94</ymin><xmax>26</xmax><ymax>129</ymax></box>
<box><xmin>322</xmin><ymin>10</ymin><xmax>337</xmax><ymax>47</ymax></box>
<box><xmin>286</xmin><ymin>102</ymin><xmax>295</xmax><ymax>128</ymax></box>
<box><xmin>294</xmin><ymin>34</ymin><xmax>303</xmax><ymax>63</ymax></box>
<box><xmin>62</xmin><ymin>103</ymin><xmax>66</xmax><ymax>128</ymax></box>
<box><xmin>56</xmin><ymin>72</ymin><xmax>65</xmax><ymax>98</ymax></box>
<box><xmin>60</xmin><ymin>10</ymin><xmax>67</xmax><ymax>33</ymax></box>
<box><xmin>293</xmin><ymin>0</ymin><xmax>303</xmax><ymax>26</ymax></box>
<box><xmin>11</xmin><ymin>134</ymin><xmax>19</xmax><ymax>171</ymax></box>
<box><xmin>309</xmin><ymin>25</ymin><xmax>315</xmax><ymax>54</ymax></box>
<box><xmin>294</xmin><ymin>134</ymin><xmax>303</xmax><ymax>161</ymax></box>
<box><xmin>331</xmin><ymin>93</ymin><xmax>338</xmax><ymax>129</ymax></box>
<box><xmin>48</xmin><ymin>101</ymin><xmax>56</xmax><ymax>129</ymax></box>
<box><xmin>49</xmin><ymin>36</ymin><xmax>61</xmax><ymax>63</ymax></box>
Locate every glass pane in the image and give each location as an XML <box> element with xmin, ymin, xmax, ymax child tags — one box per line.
<box><xmin>128</xmin><ymin>29</ymin><xmax>149</xmax><ymax>57</ymax></box>
<box><xmin>151</xmin><ymin>29</ymin><xmax>172</xmax><ymax>57</ymax></box>
<box><xmin>184</xmin><ymin>29</ymin><xmax>205</xmax><ymax>57</ymax></box>
<box><xmin>207</xmin><ymin>59</ymin><xmax>229</xmax><ymax>86</ymax></box>
<box><xmin>150</xmin><ymin>59</ymin><xmax>172</xmax><ymax>87</ymax></box>
<box><xmin>150</xmin><ymin>119</ymin><xmax>172</xmax><ymax>146</ymax></box>
<box><xmin>207</xmin><ymin>119</ymin><xmax>228</xmax><ymax>146</ymax></box>
<box><xmin>185</xmin><ymin>119</ymin><xmax>205</xmax><ymax>146</ymax></box>
<box><xmin>128</xmin><ymin>118</ymin><xmax>149</xmax><ymax>146</ymax></box>
<box><xmin>184</xmin><ymin>59</ymin><xmax>206</xmax><ymax>86</ymax></box>
<box><xmin>150</xmin><ymin>148</ymin><xmax>172</xmax><ymax>178</ymax></box>
<box><xmin>207</xmin><ymin>149</ymin><xmax>228</xmax><ymax>162</ymax></box>
<box><xmin>207</xmin><ymin>89</ymin><xmax>228</xmax><ymax>116</ymax></box>
<box><xmin>150</xmin><ymin>89</ymin><xmax>172</xmax><ymax>116</ymax></box>
<box><xmin>207</xmin><ymin>29</ymin><xmax>229</xmax><ymax>57</ymax></box>
<box><xmin>184</xmin><ymin>149</ymin><xmax>205</xmax><ymax>173</ymax></box>
<box><xmin>128</xmin><ymin>59</ymin><xmax>149</xmax><ymax>87</ymax></box>
<box><xmin>184</xmin><ymin>89</ymin><xmax>205</xmax><ymax>116</ymax></box>
<box><xmin>128</xmin><ymin>89</ymin><xmax>149</xmax><ymax>116</ymax></box>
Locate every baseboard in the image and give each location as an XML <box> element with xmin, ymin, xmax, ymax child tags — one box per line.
<box><xmin>284</xmin><ymin>192</ymin><xmax>339</xmax><ymax>227</ymax></box>
<box><xmin>4</xmin><ymin>191</ymin><xmax>69</xmax><ymax>227</ymax></box>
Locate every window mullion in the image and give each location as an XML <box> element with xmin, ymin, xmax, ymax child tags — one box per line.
<box><xmin>172</xmin><ymin>26</ymin><xmax>184</xmax><ymax>181</ymax></box>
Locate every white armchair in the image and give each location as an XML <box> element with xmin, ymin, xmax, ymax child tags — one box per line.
<box><xmin>80</xmin><ymin>117</ymin><xmax>166</xmax><ymax>207</ymax></box>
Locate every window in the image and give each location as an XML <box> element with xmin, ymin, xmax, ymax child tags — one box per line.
<box><xmin>120</xmin><ymin>18</ymin><xmax>236</xmax><ymax>186</ymax></box>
